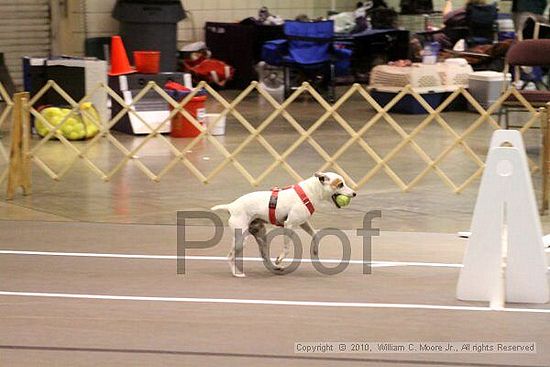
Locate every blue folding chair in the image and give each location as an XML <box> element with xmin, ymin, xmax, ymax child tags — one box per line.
<box><xmin>261</xmin><ymin>20</ymin><xmax>352</xmax><ymax>102</ymax></box>
<box><xmin>283</xmin><ymin>20</ymin><xmax>337</xmax><ymax>102</ymax></box>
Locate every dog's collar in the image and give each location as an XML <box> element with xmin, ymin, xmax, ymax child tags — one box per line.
<box><xmin>269</xmin><ymin>184</ymin><xmax>315</xmax><ymax>227</ymax></box>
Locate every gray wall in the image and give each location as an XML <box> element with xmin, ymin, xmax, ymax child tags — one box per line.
<box><xmin>56</xmin><ymin>0</ymin><xmax>514</xmax><ymax>56</ymax></box>
<box><xmin>57</xmin><ymin>0</ymin><xmax>359</xmax><ymax>55</ymax></box>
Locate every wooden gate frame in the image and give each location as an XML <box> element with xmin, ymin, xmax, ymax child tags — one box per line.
<box><xmin>6</xmin><ymin>92</ymin><xmax>31</xmax><ymax>199</ymax></box>
<box><xmin>1</xmin><ymin>80</ymin><xmax>548</xmax><ymax>212</ymax></box>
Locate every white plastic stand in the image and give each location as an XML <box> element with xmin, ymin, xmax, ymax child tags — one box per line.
<box><xmin>457</xmin><ymin>130</ymin><xmax>549</xmax><ymax>306</ymax></box>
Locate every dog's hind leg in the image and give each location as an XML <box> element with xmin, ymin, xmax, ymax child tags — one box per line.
<box><xmin>300</xmin><ymin>221</ymin><xmax>319</xmax><ymax>256</ymax></box>
<box><xmin>228</xmin><ymin>215</ymin><xmax>250</xmax><ymax>277</ymax></box>
<box><xmin>250</xmin><ymin>219</ymin><xmax>289</xmax><ymax>274</ymax></box>
<box><xmin>249</xmin><ymin>219</ymin><xmax>268</xmax><ymax>262</ymax></box>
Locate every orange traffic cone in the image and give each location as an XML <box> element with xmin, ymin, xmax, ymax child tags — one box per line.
<box><xmin>109</xmin><ymin>35</ymin><xmax>136</xmax><ymax>76</ymax></box>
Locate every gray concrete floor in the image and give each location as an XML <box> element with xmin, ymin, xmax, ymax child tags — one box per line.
<box><xmin>1</xmin><ymin>90</ymin><xmax>549</xmax><ymax>366</ymax></box>
<box><xmin>0</xmin><ymin>220</ymin><xmax>548</xmax><ymax>366</ymax></box>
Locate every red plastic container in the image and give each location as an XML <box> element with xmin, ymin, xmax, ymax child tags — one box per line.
<box><xmin>133</xmin><ymin>51</ymin><xmax>160</xmax><ymax>74</ymax></box>
<box><xmin>170</xmin><ymin>95</ymin><xmax>207</xmax><ymax>138</ymax></box>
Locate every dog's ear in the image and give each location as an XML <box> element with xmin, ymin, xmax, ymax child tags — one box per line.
<box><xmin>314</xmin><ymin>172</ymin><xmax>329</xmax><ymax>184</ymax></box>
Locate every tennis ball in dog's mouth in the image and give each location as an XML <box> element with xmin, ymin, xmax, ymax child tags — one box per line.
<box><xmin>335</xmin><ymin>195</ymin><xmax>351</xmax><ymax>207</ymax></box>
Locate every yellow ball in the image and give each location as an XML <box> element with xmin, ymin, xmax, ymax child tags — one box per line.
<box><xmin>335</xmin><ymin>194</ymin><xmax>351</xmax><ymax>207</ymax></box>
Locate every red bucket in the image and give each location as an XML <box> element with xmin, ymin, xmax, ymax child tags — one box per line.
<box><xmin>170</xmin><ymin>95</ymin><xmax>207</xmax><ymax>138</ymax></box>
<box><xmin>133</xmin><ymin>51</ymin><xmax>160</xmax><ymax>74</ymax></box>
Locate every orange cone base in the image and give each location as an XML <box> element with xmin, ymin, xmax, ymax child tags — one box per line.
<box><xmin>108</xmin><ymin>67</ymin><xmax>137</xmax><ymax>76</ymax></box>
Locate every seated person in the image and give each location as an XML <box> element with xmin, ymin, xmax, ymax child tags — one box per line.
<box><xmin>353</xmin><ymin>0</ymin><xmax>394</xmax><ymax>32</ymax></box>
<box><xmin>410</xmin><ymin>0</ymin><xmax>497</xmax><ymax>60</ymax></box>
<box><xmin>410</xmin><ymin>0</ymin><xmax>502</xmax><ymax>67</ymax></box>
<box><xmin>434</xmin><ymin>0</ymin><xmax>495</xmax><ymax>49</ymax></box>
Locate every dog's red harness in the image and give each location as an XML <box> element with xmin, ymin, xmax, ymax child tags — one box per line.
<box><xmin>268</xmin><ymin>184</ymin><xmax>315</xmax><ymax>227</ymax></box>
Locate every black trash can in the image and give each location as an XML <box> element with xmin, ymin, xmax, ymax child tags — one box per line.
<box><xmin>112</xmin><ymin>0</ymin><xmax>185</xmax><ymax>72</ymax></box>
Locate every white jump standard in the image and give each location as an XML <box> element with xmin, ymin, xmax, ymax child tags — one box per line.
<box><xmin>457</xmin><ymin>130</ymin><xmax>549</xmax><ymax>306</ymax></box>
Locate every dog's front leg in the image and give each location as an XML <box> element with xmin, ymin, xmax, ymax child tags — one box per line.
<box><xmin>300</xmin><ymin>221</ymin><xmax>318</xmax><ymax>256</ymax></box>
<box><xmin>275</xmin><ymin>222</ymin><xmax>295</xmax><ymax>267</ymax></box>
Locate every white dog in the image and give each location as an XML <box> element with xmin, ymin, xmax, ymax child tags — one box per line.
<box><xmin>211</xmin><ymin>172</ymin><xmax>356</xmax><ymax>277</ymax></box>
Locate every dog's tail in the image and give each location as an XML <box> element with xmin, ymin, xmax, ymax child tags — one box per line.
<box><xmin>210</xmin><ymin>204</ymin><xmax>231</xmax><ymax>212</ymax></box>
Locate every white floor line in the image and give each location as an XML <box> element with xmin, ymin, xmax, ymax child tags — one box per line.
<box><xmin>461</xmin><ymin>232</ymin><xmax>550</xmax><ymax>250</ymax></box>
<box><xmin>0</xmin><ymin>249</ymin><xmax>457</xmax><ymax>268</ymax></box>
<box><xmin>0</xmin><ymin>290</ymin><xmax>548</xmax><ymax>314</ymax></box>
<box><xmin>0</xmin><ymin>249</ymin><xmax>548</xmax><ymax>270</ymax></box>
